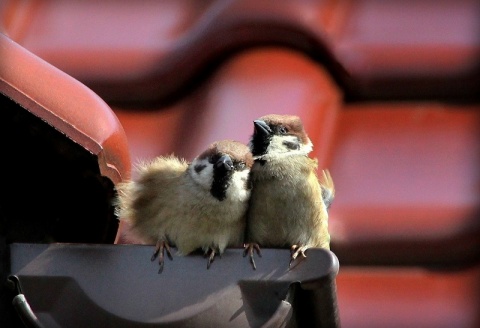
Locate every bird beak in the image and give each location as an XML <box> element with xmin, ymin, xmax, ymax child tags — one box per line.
<box><xmin>253</xmin><ymin>120</ymin><xmax>272</xmax><ymax>137</ymax></box>
<box><xmin>215</xmin><ymin>154</ymin><xmax>234</xmax><ymax>171</ymax></box>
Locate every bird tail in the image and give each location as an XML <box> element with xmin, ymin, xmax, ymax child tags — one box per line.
<box><xmin>319</xmin><ymin>169</ymin><xmax>335</xmax><ymax>210</ymax></box>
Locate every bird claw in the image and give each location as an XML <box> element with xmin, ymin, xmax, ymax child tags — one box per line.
<box><xmin>243</xmin><ymin>243</ymin><xmax>262</xmax><ymax>270</ymax></box>
<box><xmin>204</xmin><ymin>247</ymin><xmax>218</xmax><ymax>269</ymax></box>
<box><xmin>151</xmin><ymin>240</ymin><xmax>173</xmax><ymax>273</ymax></box>
<box><xmin>289</xmin><ymin>245</ymin><xmax>307</xmax><ymax>268</ymax></box>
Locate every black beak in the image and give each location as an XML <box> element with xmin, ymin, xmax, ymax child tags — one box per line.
<box><xmin>215</xmin><ymin>154</ymin><xmax>233</xmax><ymax>171</ymax></box>
<box><xmin>253</xmin><ymin>120</ymin><xmax>272</xmax><ymax>137</ymax></box>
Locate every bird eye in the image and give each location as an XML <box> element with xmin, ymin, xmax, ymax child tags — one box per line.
<box><xmin>279</xmin><ymin>126</ymin><xmax>288</xmax><ymax>134</ymax></box>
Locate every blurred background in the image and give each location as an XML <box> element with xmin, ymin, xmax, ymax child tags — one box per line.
<box><xmin>1</xmin><ymin>0</ymin><xmax>479</xmax><ymax>327</ymax></box>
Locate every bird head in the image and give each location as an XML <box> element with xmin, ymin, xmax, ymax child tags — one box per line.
<box><xmin>190</xmin><ymin>140</ymin><xmax>253</xmax><ymax>201</ymax></box>
<box><xmin>249</xmin><ymin>114</ymin><xmax>312</xmax><ymax>160</ymax></box>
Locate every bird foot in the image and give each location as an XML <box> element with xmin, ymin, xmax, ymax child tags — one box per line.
<box><xmin>289</xmin><ymin>245</ymin><xmax>308</xmax><ymax>268</ymax></box>
<box><xmin>243</xmin><ymin>243</ymin><xmax>262</xmax><ymax>270</ymax></box>
<box><xmin>151</xmin><ymin>240</ymin><xmax>173</xmax><ymax>273</ymax></box>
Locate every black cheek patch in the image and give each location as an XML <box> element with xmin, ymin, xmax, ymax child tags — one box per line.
<box><xmin>194</xmin><ymin>164</ymin><xmax>207</xmax><ymax>174</ymax></box>
<box><xmin>282</xmin><ymin>140</ymin><xmax>300</xmax><ymax>150</ymax></box>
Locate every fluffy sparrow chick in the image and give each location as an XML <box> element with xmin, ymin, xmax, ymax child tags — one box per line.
<box><xmin>115</xmin><ymin>140</ymin><xmax>253</xmax><ymax>271</ymax></box>
<box><xmin>244</xmin><ymin>114</ymin><xmax>334</xmax><ymax>269</ymax></box>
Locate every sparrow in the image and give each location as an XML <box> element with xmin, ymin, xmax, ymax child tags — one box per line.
<box><xmin>244</xmin><ymin>114</ymin><xmax>334</xmax><ymax>269</ymax></box>
<box><xmin>115</xmin><ymin>140</ymin><xmax>253</xmax><ymax>272</ymax></box>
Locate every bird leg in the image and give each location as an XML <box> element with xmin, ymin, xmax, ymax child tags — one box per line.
<box><xmin>289</xmin><ymin>244</ymin><xmax>308</xmax><ymax>268</ymax></box>
<box><xmin>243</xmin><ymin>243</ymin><xmax>262</xmax><ymax>270</ymax></box>
<box><xmin>151</xmin><ymin>239</ymin><xmax>173</xmax><ymax>273</ymax></box>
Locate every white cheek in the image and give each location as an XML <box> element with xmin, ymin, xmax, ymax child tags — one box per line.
<box><xmin>189</xmin><ymin>158</ymin><xmax>214</xmax><ymax>190</ymax></box>
<box><xmin>300</xmin><ymin>139</ymin><xmax>313</xmax><ymax>154</ymax></box>
<box><xmin>267</xmin><ymin>135</ymin><xmax>313</xmax><ymax>157</ymax></box>
<box><xmin>226</xmin><ymin>169</ymin><xmax>251</xmax><ymax>202</ymax></box>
